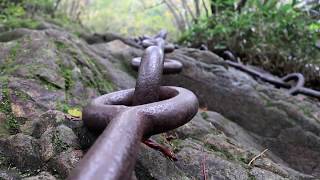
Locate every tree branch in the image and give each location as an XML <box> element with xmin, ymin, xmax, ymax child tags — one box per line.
<box><xmin>143</xmin><ymin>0</ymin><xmax>165</xmax><ymax>11</ymax></box>
<box><xmin>164</xmin><ymin>0</ymin><xmax>186</xmax><ymax>32</ymax></box>
<box><xmin>201</xmin><ymin>0</ymin><xmax>209</xmax><ymax>17</ymax></box>
<box><xmin>182</xmin><ymin>0</ymin><xmax>196</xmax><ymax>21</ymax></box>
<box><xmin>194</xmin><ymin>0</ymin><xmax>201</xmax><ymax>18</ymax></box>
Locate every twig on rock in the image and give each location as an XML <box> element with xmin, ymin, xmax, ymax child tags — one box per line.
<box><xmin>248</xmin><ymin>149</ymin><xmax>268</xmax><ymax>166</ymax></box>
<box><xmin>201</xmin><ymin>148</ymin><xmax>208</xmax><ymax>180</ymax></box>
<box><xmin>143</xmin><ymin>139</ymin><xmax>178</xmax><ymax>161</ymax></box>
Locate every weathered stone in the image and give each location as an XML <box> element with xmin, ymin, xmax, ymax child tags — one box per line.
<box><xmin>90</xmin><ymin>40</ymin><xmax>141</xmax><ymax>89</ymax></box>
<box><xmin>54</xmin><ymin>125</ymin><xmax>80</xmax><ymax>151</ymax></box>
<box><xmin>35</xmin><ymin>67</ymin><xmax>65</xmax><ymax>89</ymax></box>
<box><xmin>249</xmin><ymin>167</ymin><xmax>286</xmax><ymax>180</ymax></box>
<box><xmin>32</xmin><ymin>110</ymin><xmax>66</xmax><ymax>138</ymax></box>
<box><xmin>136</xmin><ymin>143</ymin><xmax>190</xmax><ymax>180</ymax></box>
<box><xmin>2</xmin><ymin>133</ymin><xmax>41</xmax><ymax>171</ymax></box>
<box><xmin>8</xmin><ymin>78</ymin><xmax>65</xmax><ymax>116</ymax></box>
<box><xmin>39</xmin><ymin>128</ymin><xmax>55</xmax><ymax>162</ymax></box>
<box><xmin>23</xmin><ymin>171</ymin><xmax>56</xmax><ymax>180</ymax></box>
<box><xmin>0</xmin><ymin>169</ymin><xmax>21</xmax><ymax>180</ymax></box>
<box><xmin>39</xmin><ymin>125</ymin><xmax>79</xmax><ymax>162</ymax></box>
<box><xmin>0</xmin><ymin>29</ymin><xmax>30</xmax><ymax>42</ymax></box>
<box><xmin>0</xmin><ymin>112</ymin><xmax>9</xmax><ymax>137</ymax></box>
<box><xmin>174</xmin><ymin>113</ymin><xmax>219</xmax><ymax>140</ymax></box>
<box><xmin>49</xmin><ymin>149</ymin><xmax>83</xmax><ymax>178</ymax></box>
<box><xmin>177</xmin><ymin>139</ymin><xmax>249</xmax><ymax>180</ymax></box>
<box><xmin>20</xmin><ymin>120</ymin><xmax>34</xmax><ymax>136</ymax></box>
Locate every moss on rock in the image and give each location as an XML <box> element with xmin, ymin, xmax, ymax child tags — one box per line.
<box><xmin>0</xmin><ymin>79</ymin><xmax>20</xmax><ymax>135</ymax></box>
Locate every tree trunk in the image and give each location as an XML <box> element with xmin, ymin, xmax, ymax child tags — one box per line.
<box><xmin>181</xmin><ymin>0</ymin><xmax>196</xmax><ymax>27</ymax></box>
<box><xmin>51</xmin><ymin>0</ymin><xmax>62</xmax><ymax>18</ymax></box>
<box><xmin>201</xmin><ymin>0</ymin><xmax>209</xmax><ymax>17</ymax></box>
<box><xmin>210</xmin><ymin>0</ymin><xmax>217</xmax><ymax>15</ymax></box>
<box><xmin>236</xmin><ymin>0</ymin><xmax>247</xmax><ymax>13</ymax></box>
<box><xmin>164</xmin><ymin>0</ymin><xmax>186</xmax><ymax>32</ymax></box>
<box><xmin>182</xmin><ymin>0</ymin><xmax>196</xmax><ymax>21</ymax></box>
<box><xmin>194</xmin><ymin>0</ymin><xmax>201</xmax><ymax>18</ymax></box>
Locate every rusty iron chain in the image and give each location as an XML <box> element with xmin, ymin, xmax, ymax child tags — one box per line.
<box><xmin>68</xmin><ymin>30</ymin><xmax>198</xmax><ymax>180</ymax></box>
<box><xmin>224</xmin><ymin>51</ymin><xmax>320</xmax><ymax>100</ymax></box>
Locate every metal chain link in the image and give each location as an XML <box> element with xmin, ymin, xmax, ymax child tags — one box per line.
<box><xmin>68</xmin><ymin>30</ymin><xmax>198</xmax><ymax>180</ymax></box>
<box><xmin>225</xmin><ymin>57</ymin><xmax>320</xmax><ymax>100</ymax></box>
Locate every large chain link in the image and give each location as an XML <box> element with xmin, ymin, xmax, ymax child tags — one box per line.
<box><xmin>68</xmin><ymin>30</ymin><xmax>198</xmax><ymax>180</ymax></box>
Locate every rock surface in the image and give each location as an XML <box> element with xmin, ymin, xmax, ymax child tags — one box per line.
<box><xmin>0</xmin><ymin>24</ymin><xmax>319</xmax><ymax>179</ymax></box>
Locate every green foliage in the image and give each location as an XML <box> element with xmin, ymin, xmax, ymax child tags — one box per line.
<box><xmin>0</xmin><ymin>2</ymin><xmax>25</xmax><ymax>18</ymax></box>
<box><xmin>56</xmin><ymin>101</ymin><xmax>70</xmax><ymax>113</ymax></box>
<box><xmin>81</xmin><ymin>0</ymin><xmax>181</xmax><ymax>38</ymax></box>
<box><xmin>54</xmin><ymin>41</ymin><xmax>75</xmax><ymax>91</ymax></box>
<box><xmin>61</xmin><ymin>67</ymin><xmax>73</xmax><ymax>91</ymax></box>
<box><xmin>0</xmin><ymin>0</ymin><xmax>41</xmax><ymax>30</ymax></box>
<box><xmin>55</xmin><ymin>40</ymin><xmax>67</xmax><ymax>51</ymax></box>
<box><xmin>201</xmin><ymin>111</ymin><xmax>209</xmax><ymax>120</ymax></box>
<box><xmin>0</xmin><ymin>79</ymin><xmax>20</xmax><ymax>134</ymax></box>
<box><xmin>211</xmin><ymin>0</ymin><xmax>235</xmax><ymax>12</ymax></box>
<box><xmin>28</xmin><ymin>0</ymin><xmax>55</xmax><ymax>12</ymax></box>
<box><xmin>3</xmin><ymin>18</ymin><xmax>40</xmax><ymax>30</ymax></box>
<box><xmin>180</xmin><ymin>0</ymin><xmax>320</xmax><ymax>87</ymax></box>
<box><xmin>47</xmin><ymin>13</ymin><xmax>88</xmax><ymax>36</ymax></box>
<box><xmin>0</xmin><ymin>42</ymin><xmax>24</xmax><ymax>76</ymax></box>
<box><xmin>205</xmin><ymin>142</ymin><xmax>240</xmax><ymax>162</ymax></box>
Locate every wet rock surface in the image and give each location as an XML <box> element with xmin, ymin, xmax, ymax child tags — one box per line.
<box><xmin>0</xmin><ymin>25</ymin><xmax>318</xmax><ymax>179</ymax></box>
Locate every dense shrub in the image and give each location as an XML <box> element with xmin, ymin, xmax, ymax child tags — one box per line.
<box><xmin>0</xmin><ymin>0</ymin><xmax>83</xmax><ymax>33</ymax></box>
<box><xmin>0</xmin><ymin>0</ymin><xmax>54</xmax><ymax>30</ymax></box>
<box><xmin>180</xmin><ymin>0</ymin><xmax>320</xmax><ymax>88</ymax></box>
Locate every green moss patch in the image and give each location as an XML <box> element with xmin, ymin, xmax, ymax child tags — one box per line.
<box><xmin>0</xmin><ymin>79</ymin><xmax>20</xmax><ymax>135</ymax></box>
<box><xmin>200</xmin><ymin>111</ymin><xmax>209</xmax><ymax>120</ymax></box>
<box><xmin>55</xmin><ymin>101</ymin><xmax>70</xmax><ymax>113</ymax></box>
<box><xmin>60</xmin><ymin>66</ymin><xmax>73</xmax><ymax>91</ymax></box>
<box><xmin>205</xmin><ymin>143</ymin><xmax>234</xmax><ymax>160</ymax></box>
<box><xmin>52</xmin><ymin>133</ymin><xmax>69</xmax><ymax>153</ymax></box>
<box><xmin>204</xmin><ymin>143</ymin><xmax>248</xmax><ymax>166</ymax></box>
<box><xmin>0</xmin><ymin>42</ymin><xmax>22</xmax><ymax>75</ymax></box>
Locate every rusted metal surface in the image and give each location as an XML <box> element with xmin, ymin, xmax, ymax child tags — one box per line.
<box><xmin>226</xmin><ymin>60</ymin><xmax>320</xmax><ymax>99</ymax></box>
<box><xmin>131</xmin><ymin>57</ymin><xmax>182</xmax><ymax>74</ymax></box>
<box><xmin>131</xmin><ymin>32</ymin><xmax>182</xmax><ymax>75</ymax></box>
<box><xmin>68</xmin><ymin>30</ymin><xmax>198</xmax><ymax>180</ymax></box>
<box><xmin>134</xmin><ymin>31</ymin><xmax>176</xmax><ymax>53</ymax></box>
<box><xmin>132</xmin><ymin>45</ymin><xmax>165</xmax><ymax>105</ymax></box>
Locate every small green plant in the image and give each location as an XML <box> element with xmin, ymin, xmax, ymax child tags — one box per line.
<box><xmin>0</xmin><ymin>1</ymin><xmax>41</xmax><ymax>30</ymax></box>
<box><xmin>0</xmin><ymin>42</ymin><xmax>27</xmax><ymax>77</ymax></box>
<box><xmin>61</xmin><ymin>67</ymin><xmax>73</xmax><ymax>91</ymax></box>
<box><xmin>0</xmin><ymin>80</ymin><xmax>20</xmax><ymax>134</ymax></box>
<box><xmin>54</xmin><ymin>41</ymin><xmax>67</xmax><ymax>51</ymax></box>
<box><xmin>201</xmin><ymin>111</ymin><xmax>209</xmax><ymax>120</ymax></box>
<box><xmin>83</xmin><ymin>57</ymin><xmax>115</xmax><ymax>94</ymax></box>
<box><xmin>14</xmin><ymin>90</ymin><xmax>30</xmax><ymax>101</ymax></box>
<box><xmin>5</xmin><ymin>116</ymin><xmax>19</xmax><ymax>133</ymax></box>
<box><xmin>56</xmin><ymin>101</ymin><xmax>70</xmax><ymax>113</ymax></box>
<box><xmin>205</xmin><ymin>142</ymin><xmax>234</xmax><ymax>160</ymax></box>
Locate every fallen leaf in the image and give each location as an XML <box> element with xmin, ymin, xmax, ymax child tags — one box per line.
<box><xmin>68</xmin><ymin>108</ymin><xmax>82</xmax><ymax>118</ymax></box>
